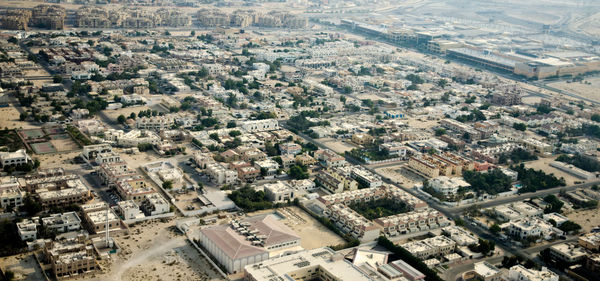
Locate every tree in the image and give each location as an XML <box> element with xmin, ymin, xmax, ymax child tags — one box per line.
<box><xmin>489</xmin><ymin>223</ymin><xmax>501</xmax><ymax>234</ymax></box>
<box><xmin>20</xmin><ymin>195</ymin><xmax>41</xmax><ymax>215</ymax></box>
<box><xmin>513</xmin><ymin>123</ymin><xmax>527</xmax><ymax>131</ymax></box>
<box><xmin>437</xmin><ymin>79</ymin><xmax>448</xmax><ymax>88</ymax></box>
<box><xmin>289</xmin><ymin>165</ymin><xmax>309</xmax><ymax>180</ymax></box>
<box><xmin>162</xmin><ymin>180</ymin><xmax>173</xmax><ymax>189</ymax></box>
<box><xmin>229</xmin><ymin>130</ymin><xmax>241</xmax><ymax>137</ymax></box>
<box><xmin>434</xmin><ymin>128</ymin><xmax>446</xmax><ymax>136</ymax></box>
<box><xmin>52</xmin><ymin>75</ymin><xmax>63</xmax><ymax>83</ymax></box>
<box><xmin>209</xmin><ymin>133</ymin><xmax>220</xmax><ymax>142</ymax></box>
<box><xmin>558</xmin><ymin>221</ymin><xmax>582</xmax><ymax>234</ymax></box>
<box><xmin>227</xmin><ymin>120</ymin><xmax>236</xmax><ymax>128</ymax></box>
<box><xmin>19</xmin><ymin>112</ymin><xmax>28</xmax><ymax>121</ymax></box>
<box><xmin>191</xmin><ymin>30</ymin><xmax>196</xmax><ymax>36</ymax></box>
<box><xmin>543</xmin><ymin>194</ymin><xmax>564</xmax><ymax>214</ymax></box>
<box><xmin>117</xmin><ymin>114</ymin><xmax>126</xmax><ymax>124</ymax></box>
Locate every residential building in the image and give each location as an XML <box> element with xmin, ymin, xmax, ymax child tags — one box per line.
<box><xmin>17</xmin><ymin>218</ymin><xmax>38</xmax><ymax>241</ymax></box>
<box><xmin>507</xmin><ymin>265</ymin><xmax>558</xmax><ymax>281</ymax></box>
<box><xmin>140</xmin><ymin>193</ymin><xmax>170</xmax><ymax>216</ymax></box>
<box><xmin>315</xmin><ymin>168</ymin><xmax>358</xmax><ymax>194</ymax></box>
<box><xmin>579</xmin><ymin>233</ymin><xmax>600</xmax><ymax>251</ymax></box>
<box><xmin>41</xmin><ymin>212</ymin><xmax>81</xmax><ymax>234</ymax></box>
<box><xmin>401</xmin><ymin>235</ymin><xmax>456</xmax><ymax>259</ymax></box>
<box><xmin>263</xmin><ymin>182</ymin><xmax>296</xmax><ymax>203</ymax></box>
<box><xmin>279</xmin><ymin>142</ymin><xmax>302</xmax><ymax>155</ymax></box>
<box><xmin>0</xmin><ymin>149</ymin><xmax>31</xmax><ymax>167</ymax></box>
<box><xmin>241</xmin><ymin>119</ymin><xmax>279</xmax><ymax>133</ymax></box>
<box><xmin>428</xmin><ymin>176</ymin><xmax>470</xmax><ymax>196</ymax></box>
<box><xmin>548</xmin><ymin>243</ymin><xmax>588</xmax><ymax>264</ymax></box>
<box><xmin>42</xmin><ymin>235</ymin><xmax>99</xmax><ymax>279</ymax></box>
<box><xmin>205</xmin><ymin>162</ymin><xmax>238</xmax><ymax>185</ymax></box>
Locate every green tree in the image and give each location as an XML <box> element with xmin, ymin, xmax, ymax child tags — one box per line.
<box><xmin>489</xmin><ymin>223</ymin><xmax>501</xmax><ymax>234</ymax></box>
<box><xmin>513</xmin><ymin>123</ymin><xmax>527</xmax><ymax>131</ymax></box>
<box><xmin>52</xmin><ymin>75</ymin><xmax>63</xmax><ymax>83</ymax></box>
<box><xmin>162</xmin><ymin>180</ymin><xmax>173</xmax><ymax>189</ymax></box>
<box><xmin>117</xmin><ymin>114</ymin><xmax>126</xmax><ymax>124</ymax></box>
<box><xmin>19</xmin><ymin>112</ymin><xmax>28</xmax><ymax>121</ymax></box>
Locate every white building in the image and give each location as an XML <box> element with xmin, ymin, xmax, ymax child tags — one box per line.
<box><xmin>140</xmin><ymin>193</ymin><xmax>170</xmax><ymax>216</ymax></box>
<box><xmin>0</xmin><ymin>149</ymin><xmax>31</xmax><ymax>167</ymax></box>
<box><xmin>501</xmin><ymin>218</ymin><xmax>559</xmax><ymax>240</ymax></box>
<box><xmin>241</xmin><ymin>119</ymin><xmax>279</xmax><ymax>133</ymax></box>
<box><xmin>429</xmin><ymin>176</ymin><xmax>470</xmax><ymax>196</ymax></box>
<box><xmin>17</xmin><ymin>218</ymin><xmax>38</xmax><ymax>241</ymax></box>
<box><xmin>205</xmin><ymin>163</ymin><xmax>237</xmax><ymax>185</ymax></box>
<box><xmin>507</xmin><ymin>265</ymin><xmax>558</xmax><ymax>281</ymax></box>
<box><xmin>118</xmin><ymin>200</ymin><xmax>144</xmax><ymax>220</ymax></box>
<box><xmin>0</xmin><ymin>176</ymin><xmax>25</xmax><ymax>209</ymax></box>
<box><xmin>41</xmin><ymin>212</ymin><xmax>82</xmax><ymax>234</ymax></box>
<box><xmin>263</xmin><ymin>182</ymin><xmax>296</xmax><ymax>203</ymax></box>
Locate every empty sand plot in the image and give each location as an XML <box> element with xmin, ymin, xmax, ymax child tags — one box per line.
<box><xmin>0</xmin><ymin>254</ymin><xmax>45</xmax><ymax>281</ymax></box>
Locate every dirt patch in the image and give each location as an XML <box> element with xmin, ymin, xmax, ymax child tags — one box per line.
<box><xmin>0</xmin><ymin>253</ymin><xmax>46</xmax><ymax>281</ymax></box>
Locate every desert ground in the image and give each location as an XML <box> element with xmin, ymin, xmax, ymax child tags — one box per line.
<box><xmin>567</xmin><ymin>207</ymin><xmax>600</xmax><ymax>233</ymax></box>
<box><xmin>548</xmin><ymin>77</ymin><xmax>600</xmax><ymax>104</ymax></box>
<box><xmin>374</xmin><ymin>164</ymin><xmax>421</xmax><ymax>188</ymax></box>
<box><xmin>0</xmin><ymin>253</ymin><xmax>46</xmax><ymax>281</ymax></box>
<box><xmin>81</xmin><ymin>219</ymin><xmax>223</xmax><ymax>281</ymax></box>
<box><xmin>320</xmin><ymin>137</ymin><xmax>358</xmax><ymax>154</ymax></box>
<box><xmin>524</xmin><ymin>157</ymin><xmax>584</xmax><ymax>186</ymax></box>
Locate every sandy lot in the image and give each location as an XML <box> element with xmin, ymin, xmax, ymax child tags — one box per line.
<box><xmin>524</xmin><ymin>157</ymin><xmax>583</xmax><ymax>186</ymax></box>
<box><xmin>320</xmin><ymin>138</ymin><xmax>357</xmax><ymax>154</ymax></box>
<box><xmin>548</xmin><ymin>77</ymin><xmax>600</xmax><ymax>104</ymax></box>
<box><xmin>0</xmin><ymin>254</ymin><xmax>46</xmax><ymax>281</ymax></box>
<box><xmin>247</xmin><ymin>206</ymin><xmax>345</xmax><ymax>250</ymax></box>
<box><xmin>0</xmin><ymin>105</ymin><xmax>39</xmax><ymax>130</ymax></box>
<box><xmin>82</xmin><ymin>219</ymin><xmax>223</xmax><ymax>281</ymax></box>
<box><xmin>567</xmin><ymin>208</ymin><xmax>600</xmax><ymax>232</ymax></box>
<box><xmin>118</xmin><ymin>149</ymin><xmax>163</xmax><ymax>169</ymax></box>
<box><xmin>374</xmin><ymin>165</ymin><xmax>421</xmax><ymax>188</ymax></box>
<box><xmin>101</xmin><ymin>106</ymin><xmax>156</xmax><ymax>124</ymax></box>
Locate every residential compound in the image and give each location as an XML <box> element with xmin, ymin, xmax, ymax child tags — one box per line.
<box><xmin>319</xmin><ymin>186</ymin><xmax>448</xmax><ymax>241</ymax></box>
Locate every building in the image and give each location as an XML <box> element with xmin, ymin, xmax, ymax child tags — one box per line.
<box><xmin>42</xmin><ymin>235</ymin><xmax>99</xmax><ymax>279</ymax></box>
<box><xmin>83</xmin><ymin>207</ymin><xmax>125</xmax><ymax>236</ymax></box>
<box><xmin>548</xmin><ymin>243</ymin><xmax>588</xmax><ymax>264</ymax></box>
<box><xmin>401</xmin><ymin>236</ymin><xmax>456</xmax><ymax>259</ymax></box>
<box><xmin>140</xmin><ymin>193</ymin><xmax>170</xmax><ymax>216</ymax></box>
<box><xmin>0</xmin><ymin>176</ymin><xmax>25</xmax><ymax>209</ymax></box>
<box><xmin>41</xmin><ymin>212</ymin><xmax>82</xmax><ymax>234</ymax></box>
<box><xmin>37</xmin><ymin>179</ymin><xmax>92</xmax><ymax>208</ymax></box>
<box><xmin>244</xmin><ymin>247</ymin><xmax>377</xmax><ymax>281</ymax></box>
<box><xmin>241</xmin><ymin>119</ymin><xmax>279</xmax><ymax>133</ymax></box>
<box><xmin>198</xmin><ymin>214</ymin><xmax>300</xmax><ymax>274</ymax></box>
<box><xmin>501</xmin><ymin>218</ymin><xmax>559</xmax><ymax>240</ymax></box>
<box><xmin>579</xmin><ymin>233</ymin><xmax>600</xmax><ymax>251</ymax></box>
<box><xmin>81</xmin><ymin>144</ymin><xmax>113</xmax><ymax>164</ymax></box>
<box><xmin>442</xmin><ymin>226</ymin><xmax>478</xmax><ymax>246</ymax></box>
<box><xmin>117</xmin><ymin>200</ymin><xmax>144</xmax><ymax>220</ymax></box>
<box><xmin>0</xmin><ymin>149</ymin><xmax>31</xmax><ymax>167</ymax></box>
<box><xmin>389</xmin><ymin>259</ymin><xmax>425</xmax><ymax>281</ymax></box>
<box><xmin>428</xmin><ymin>176</ymin><xmax>470</xmax><ymax>196</ymax></box>
<box><xmin>17</xmin><ymin>218</ymin><xmax>38</xmax><ymax>241</ymax></box>
<box><xmin>263</xmin><ymin>182</ymin><xmax>296</xmax><ymax>203</ymax></box>
<box><xmin>315</xmin><ymin>168</ymin><xmax>358</xmax><ymax>194</ymax></box>
<box><xmin>507</xmin><ymin>265</ymin><xmax>558</xmax><ymax>281</ymax></box>
<box><xmin>279</xmin><ymin>142</ymin><xmax>302</xmax><ymax>155</ymax></box>
<box><xmin>205</xmin><ymin>162</ymin><xmax>238</xmax><ymax>185</ymax></box>
<box><xmin>352</xmin><ymin>133</ymin><xmax>374</xmax><ymax>146</ymax></box>
<box><xmin>314</xmin><ymin>149</ymin><xmax>346</xmax><ymax>168</ymax></box>
<box><xmin>469</xmin><ymin>261</ymin><xmax>502</xmax><ymax>281</ymax></box>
